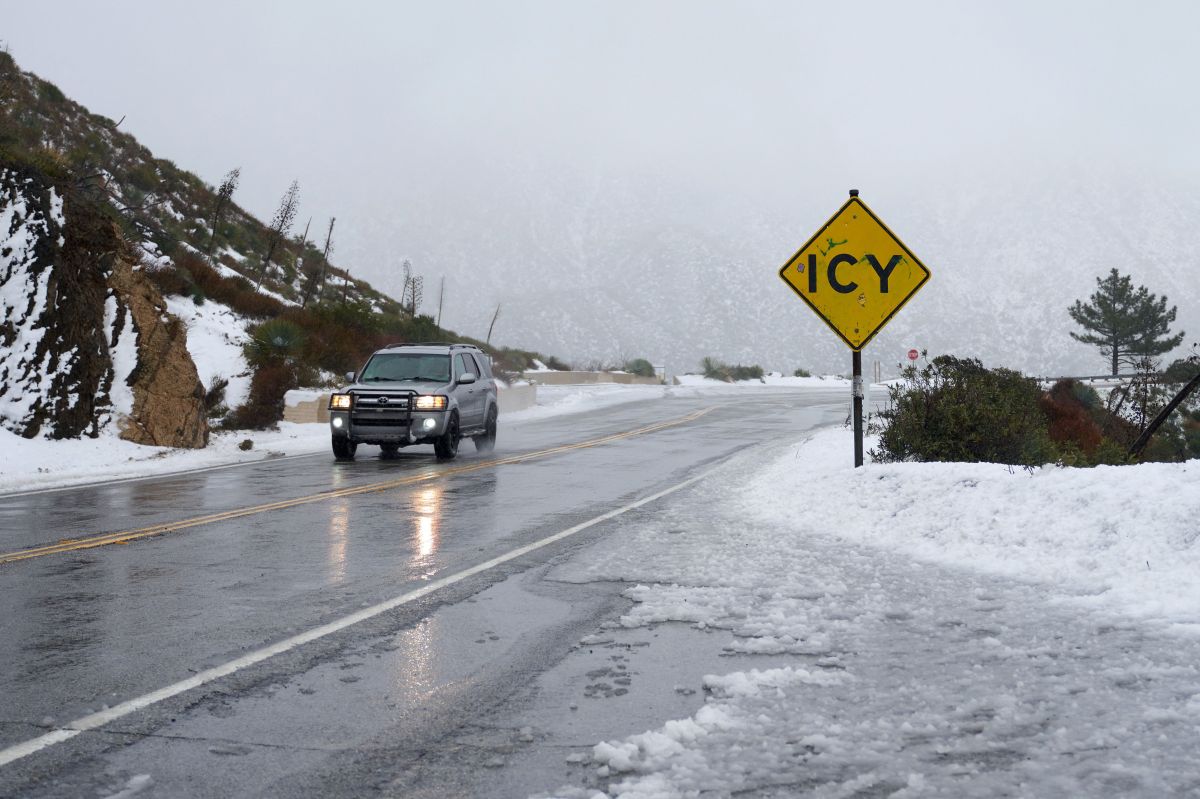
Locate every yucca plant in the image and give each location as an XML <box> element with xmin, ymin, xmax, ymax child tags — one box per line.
<box><xmin>244</xmin><ymin>318</ymin><xmax>305</xmax><ymax>367</ymax></box>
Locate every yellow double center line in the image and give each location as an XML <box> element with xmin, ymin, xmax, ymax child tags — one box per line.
<box><xmin>1</xmin><ymin>407</ymin><xmax>714</xmax><ymax>565</ymax></box>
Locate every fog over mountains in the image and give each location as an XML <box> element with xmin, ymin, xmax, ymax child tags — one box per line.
<box><xmin>8</xmin><ymin>3</ymin><xmax>1198</xmax><ymax>379</ymax></box>
<box><xmin>342</xmin><ymin>159</ymin><xmax>1200</xmax><ymax>379</ymax></box>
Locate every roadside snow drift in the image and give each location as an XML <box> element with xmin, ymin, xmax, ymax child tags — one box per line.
<box><xmin>542</xmin><ymin>428</ymin><xmax>1200</xmax><ymax>799</ymax></box>
<box><xmin>746</xmin><ymin>429</ymin><xmax>1200</xmax><ymax>626</ymax></box>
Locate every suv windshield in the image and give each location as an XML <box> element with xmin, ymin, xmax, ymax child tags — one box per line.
<box><xmin>359</xmin><ymin>353</ymin><xmax>451</xmax><ymax>383</ymax></box>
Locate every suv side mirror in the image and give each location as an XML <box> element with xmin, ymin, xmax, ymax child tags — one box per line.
<box><xmin>345</xmin><ymin>371</ymin><xmax>357</xmax><ymax>383</ymax></box>
<box><xmin>457</xmin><ymin>372</ymin><xmax>477</xmax><ymax>385</ymax></box>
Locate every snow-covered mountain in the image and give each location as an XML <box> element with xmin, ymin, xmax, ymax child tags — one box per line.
<box><xmin>345</xmin><ymin>163</ymin><xmax>1200</xmax><ymax>379</ymax></box>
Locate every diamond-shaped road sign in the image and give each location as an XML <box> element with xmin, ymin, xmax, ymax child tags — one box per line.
<box><xmin>778</xmin><ymin>196</ymin><xmax>930</xmax><ymax>350</ymax></box>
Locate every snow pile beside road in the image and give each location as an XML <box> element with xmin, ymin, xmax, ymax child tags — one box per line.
<box><xmin>542</xmin><ymin>429</ymin><xmax>1200</xmax><ymax>798</ymax></box>
<box><xmin>746</xmin><ymin>429</ymin><xmax>1200</xmax><ymax>626</ymax></box>
<box><xmin>0</xmin><ymin>423</ymin><xmax>329</xmax><ymax>494</ymax></box>
<box><xmin>590</xmin><ymin>667</ymin><xmax>852</xmax><ymax>785</ymax></box>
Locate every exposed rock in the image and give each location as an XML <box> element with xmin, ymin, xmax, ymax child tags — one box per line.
<box><xmin>108</xmin><ymin>249</ymin><xmax>208</xmax><ymax>448</ymax></box>
<box><xmin>0</xmin><ymin>163</ymin><xmax>208</xmax><ymax>448</ymax></box>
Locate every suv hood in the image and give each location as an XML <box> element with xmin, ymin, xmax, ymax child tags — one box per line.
<box><xmin>345</xmin><ymin>379</ymin><xmax>451</xmax><ymax>393</ymax></box>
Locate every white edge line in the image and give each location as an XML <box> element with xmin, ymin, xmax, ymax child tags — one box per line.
<box><xmin>0</xmin><ymin>461</ymin><xmax>726</xmax><ymax>769</ymax></box>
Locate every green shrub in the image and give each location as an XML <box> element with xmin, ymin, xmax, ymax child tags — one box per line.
<box><xmin>625</xmin><ymin>358</ymin><xmax>655</xmax><ymax>378</ymax></box>
<box><xmin>126</xmin><ymin>160</ymin><xmax>159</xmax><ymax>192</ymax></box>
<box><xmin>873</xmin><ymin>355</ymin><xmax>1057</xmax><ymax>465</ymax></box>
<box><xmin>793</xmin><ymin>368</ymin><xmax>812</xmax><ymax>378</ymax></box>
<box><xmin>22</xmin><ymin>146</ymin><xmax>72</xmax><ymax>182</ymax></box>
<box><xmin>1164</xmin><ymin>357</ymin><xmax>1200</xmax><ymax>384</ymax></box>
<box><xmin>701</xmin><ymin>356</ymin><xmax>728</xmax><ymax>381</ymax></box>
<box><xmin>39</xmin><ymin>80</ymin><xmax>66</xmax><ymax>104</ymax></box>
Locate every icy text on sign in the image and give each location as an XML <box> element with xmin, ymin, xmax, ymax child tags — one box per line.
<box><xmin>778</xmin><ymin>197</ymin><xmax>930</xmax><ymax>350</ymax></box>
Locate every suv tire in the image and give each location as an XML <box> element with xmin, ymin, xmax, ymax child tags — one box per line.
<box><xmin>434</xmin><ymin>412</ymin><xmax>460</xmax><ymax>460</ymax></box>
<box><xmin>332</xmin><ymin>437</ymin><xmax>357</xmax><ymax>461</ymax></box>
<box><xmin>473</xmin><ymin>407</ymin><xmax>497</xmax><ymax>454</ymax></box>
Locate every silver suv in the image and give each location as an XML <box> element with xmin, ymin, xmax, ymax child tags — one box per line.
<box><xmin>327</xmin><ymin>343</ymin><xmax>498</xmax><ymax>461</ymax></box>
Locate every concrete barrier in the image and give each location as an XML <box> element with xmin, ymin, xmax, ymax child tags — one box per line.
<box><xmin>520</xmin><ymin>371</ymin><xmax>661</xmax><ymax>386</ymax></box>
<box><xmin>283</xmin><ymin>391</ymin><xmax>330</xmax><ymax>424</ymax></box>
<box><xmin>498</xmin><ymin>383</ymin><xmax>537</xmax><ymax>413</ymax></box>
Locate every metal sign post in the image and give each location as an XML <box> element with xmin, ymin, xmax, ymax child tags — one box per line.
<box><xmin>852</xmin><ymin>350</ymin><xmax>864</xmax><ymax>467</ymax></box>
<box><xmin>776</xmin><ymin>189</ymin><xmax>932</xmax><ymax>468</ymax></box>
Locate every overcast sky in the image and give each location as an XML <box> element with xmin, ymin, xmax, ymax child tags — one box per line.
<box><xmin>6</xmin><ymin>1</ymin><xmax>1200</xmax><ymax>358</ymax></box>
<box><xmin>10</xmin><ymin>1</ymin><xmax>1200</xmax><ymax>213</ymax></box>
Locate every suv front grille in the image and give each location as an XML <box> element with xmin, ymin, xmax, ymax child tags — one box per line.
<box><xmin>353</xmin><ymin>394</ymin><xmax>412</xmax><ymax>410</ymax></box>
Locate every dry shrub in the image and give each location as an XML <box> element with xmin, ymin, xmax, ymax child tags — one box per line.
<box><xmin>1040</xmin><ymin>380</ymin><xmax>1103</xmax><ymax>455</ymax></box>
<box><xmin>176</xmin><ymin>251</ymin><xmax>284</xmax><ymax>319</ymax></box>
<box><xmin>144</xmin><ymin>264</ymin><xmax>191</xmax><ymax>298</ymax></box>
<box><xmin>226</xmin><ymin>363</ymin><xmax>296</xmax><ymax>429</ymax></box>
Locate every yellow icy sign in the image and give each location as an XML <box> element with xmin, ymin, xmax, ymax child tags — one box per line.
<box><xmin>778</xmin><ymin>196</ymin><xmax>930</xmax><ymax>350</ymax></box>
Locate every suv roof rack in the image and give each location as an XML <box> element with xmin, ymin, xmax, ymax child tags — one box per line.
<box><xmin>383</xmin><ymin>341</ymin><xmax>481</xmax><ymax>350</ymax></box>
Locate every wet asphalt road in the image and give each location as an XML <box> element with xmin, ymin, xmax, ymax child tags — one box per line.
<box><xmin>0</xmin><ymin>388</ymin><xmax>846</xmax><ymax>797</ymax></box>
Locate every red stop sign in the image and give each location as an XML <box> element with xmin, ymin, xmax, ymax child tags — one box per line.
<box><xmin>907</xmin><ymin>349</ymin><xmax>919</xmax><ymax>361</ymax></box>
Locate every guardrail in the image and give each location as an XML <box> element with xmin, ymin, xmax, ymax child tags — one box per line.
<box><xmin>1037</xmin><ymin>374</ymin><xmax>1165</xmax><ymax>382</ymax></box>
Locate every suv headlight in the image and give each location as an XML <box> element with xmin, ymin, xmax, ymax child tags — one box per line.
<box><xmin>329</xmin><ymin>393</ymin><xmax>353</xmax><ymax>410</ymax></box>
<box><xmin>414</xmin><ymin>395</ymin><xmax>448</xmax><ymax>410</ymax></box>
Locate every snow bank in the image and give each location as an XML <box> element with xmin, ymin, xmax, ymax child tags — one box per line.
<box><xmin>0</xmin><ymin>422</ymin><xmax>329</xmax><ymax>495</ymax></box>
<box><xmin>543</xmin><ymin>429</ymin><xmax>1200</xmax><ymax>799</ymax></box>
<box><xmin>745</xmin><ymin>429</ymin><xmax>1200</xmax><ymax>626</ymax></box>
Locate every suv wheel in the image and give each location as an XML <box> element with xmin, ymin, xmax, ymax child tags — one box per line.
<box><xmin>434</xmin><ymin>412</ymin><xmax>460</xmax><ymax>460</ymax></box>
<box><xmin>332</xmin><ymin>437</ymin><xmax>357</xmax><ymax>461</ymax></box>
<box><xmin>473</xmin><ymin>407</ymin><xmax>497</xmax><ymax>454</ymax></box>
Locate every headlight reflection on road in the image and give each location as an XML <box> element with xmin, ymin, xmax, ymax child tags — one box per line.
<box><xmin>411</xmin><ymin>486</ymin><xmax>442</xmax><ymax>565</ymax></box>
<box><xmin>327</xmin><ymin>500</ymin><xmax>350</xmax><ymax>583</ymax></box>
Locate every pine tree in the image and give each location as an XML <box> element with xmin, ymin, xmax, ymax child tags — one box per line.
<box><xmin>1068</xmin><ymin>268</ymin><xmax>1185</xmax><ymax>376</ymax></box>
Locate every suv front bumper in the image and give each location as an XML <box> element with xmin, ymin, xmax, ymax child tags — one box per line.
<box><xmin>330</xmin><ymin>409</ymin><xmax>447</xmax><ymax>444</ymax></box>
